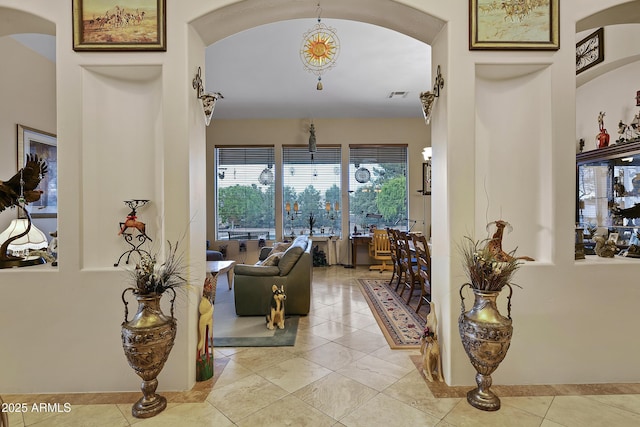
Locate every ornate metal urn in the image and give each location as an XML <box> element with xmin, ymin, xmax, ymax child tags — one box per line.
<box><xmin>458</xmin><ymin>284</ymin><xmax>513</xmax><ymax>411</ymax></box>
<box><xmin>121</xmin><ymin>289</ymin><xmax>177</xmax><ymax>418</ymax></box>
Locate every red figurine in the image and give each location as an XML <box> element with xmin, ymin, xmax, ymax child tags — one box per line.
<box><xmin>597</xmin><ymin>111</ymin><xmax>610</xmax><ymax>149</ymax></box>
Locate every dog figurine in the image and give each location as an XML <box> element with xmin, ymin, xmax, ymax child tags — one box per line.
<box><xmin>420</xmin><ymin>327</ymin><xmax>443</xmax><ymax>382</ymax></box>
<box><xmin>266</xmin><ymin>284</ymin><xmax>286</xmax><ymax>330</ymax></box>
<box><xmin>420</xmin><ymin>301</ymin><xmax>443</xmax><ymax>382</ymax></box>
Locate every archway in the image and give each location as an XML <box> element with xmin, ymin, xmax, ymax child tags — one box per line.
<box><xmin>0</xmin><ymin>7</ymin><xmax>57</xmax><ymax>244</ymax></box>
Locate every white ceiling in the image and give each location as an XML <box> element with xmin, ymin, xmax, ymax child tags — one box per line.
<box><xmin>205</xmin><ymin>18</ymin><xmax>431</xmax><ymax>120</ymax></box>
<box><xmin>11</xmin><ymin>19</ymin><xmax>431</xmax><ymax>120</ymax></box>
<box><xmin>12</xmin><ymin>19</ymin><xmax>431</xmax><ymax>120</ymax></box>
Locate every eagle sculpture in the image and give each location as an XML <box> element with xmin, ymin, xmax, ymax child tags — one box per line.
<box><xmin>0</xmin><ymin>154</ymin><xmax>48</xmax><ymax>212</ymax></box>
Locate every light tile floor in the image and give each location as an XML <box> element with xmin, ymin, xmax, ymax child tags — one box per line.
<box><xmin>4</xmin><ymin>265</ymin><xmax>640</xmax><ymax>426</ymax></box>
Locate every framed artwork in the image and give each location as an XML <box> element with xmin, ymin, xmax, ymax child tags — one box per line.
<box><xmin>72</xmin><ymin>0</ymin><xmax>166</xmax><ymax>51</ymax></box>
<box><xmin>469</xmin><ymin>0</ymin><xmax>559</xmax><ymax>50</ymax></box>
<box><xmin>576</xmin><ymin>28</ymin><xmax>604</xmax><ymax>75</ymax></box>
<box><xmin>17</xmin><ymin>125</ymin><xmax>57</xmax><ymax>218</ymax></box>
<box><xmin>422</xmin><ymin>162</ymin><xmax>432</xmax><ymax>196</ymax></box>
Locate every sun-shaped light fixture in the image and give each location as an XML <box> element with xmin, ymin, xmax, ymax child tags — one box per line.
<box><xmin>300</xmin><ymin>5</ymin><xmax>340</xmax><ymax>90</ymax></box>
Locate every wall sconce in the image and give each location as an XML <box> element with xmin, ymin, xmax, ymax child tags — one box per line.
<box><xmin>420</xmin><ymin>65</ymin><xmax>445</xmax><ymax>125</ymax></box>
<box><xmin>192</xmin><ymin>66</ymin><xmax>223</xmax><ymax>126</ymax></box>
<box><xmin>421</xmin><ymin>147</ymin><xmax>432</xmax><ymax>196</ymax></box>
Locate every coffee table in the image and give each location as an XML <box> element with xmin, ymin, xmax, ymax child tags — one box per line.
<box><xmin>206</xmin><ymin>260</ymin><xmax>236</xmax><ymax>289</ymax></box>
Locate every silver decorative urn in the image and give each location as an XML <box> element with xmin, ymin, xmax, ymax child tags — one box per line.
<box><xmin>121</xmin><ymin>289</ymin><xmax>177</xmax><ymax>418</ymax></box>
<box><xmin>458</xmin><ymin>284</ymin><xmax>513</xmax><ymax>411</ymax></box>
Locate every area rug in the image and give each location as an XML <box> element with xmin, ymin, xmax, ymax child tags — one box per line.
<box><xmin>357</xmin><ymin>278</ymin><xmax>425</xmax><ymax>349</ymax></box>
<box><xmin>212</xmin><ymin>278</ymin><xmax>299</xmax><ymax>347</ymax></box>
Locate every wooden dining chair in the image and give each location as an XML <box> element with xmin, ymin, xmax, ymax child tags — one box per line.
<box><xmin>386</xmin><ymin>228</ymin><xmax>404</xmax><ymax>288</ymax></box>
<box><xmin>398</xmin><ymin>231</ymin><xmax>421</xmax><ymax>303</ymax></box>
<box><xmin>369</xmin><ymin>228</ymin><xmax>393</xmax><ymax>272</ymax></box>
<box><xmin>391</xmin><ymin>229</ymin><xmax>409</xmax><ymax>292</ymax></box>
<box><xmin>411</xmin><ymin>233</ymin><xmax>432</xmax><ymax>316</ymax></box>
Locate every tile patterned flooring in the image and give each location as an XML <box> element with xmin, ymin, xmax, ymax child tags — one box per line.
<box><xmin>4</xmin><ymin>266</ymin><xmax>640</xmax><ymax>426</ymax></box>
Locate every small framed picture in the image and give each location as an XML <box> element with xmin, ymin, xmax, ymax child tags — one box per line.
<box><xmin>576</xmin><ymin>28</ymin><xmax>604</xmax><ymax>75</ymax></box>
<box><xmin>469</xmin><ymin>0</ymin><xmax>559</xmax><ymax>50</ymax></box>
<box><xmin>608</xmin><ymin>233</ymin><xmax>619</xmax><ymax>244</ymax></box>
<box><xmin>422</xmin><ymin>162</ymin><xmax>432</xmax><ymax>195</ymax></box>
<box><xmin>17</xmin><ymin>125</ymin><xmax>57</xmax><ymax>218</ymax></box>
<box><xmin>73</xmin><ymin>0</ymin><xmax>166</xmax><ymax>51</ymax></box>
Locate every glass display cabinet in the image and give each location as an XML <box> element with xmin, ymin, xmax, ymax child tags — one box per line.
<box><xmin>577</xmin><ymin>141</ymin><xmax>640</xmax><ymax>250</ymax></box>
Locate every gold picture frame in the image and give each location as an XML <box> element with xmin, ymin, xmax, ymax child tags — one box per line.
<box><xmin>17</xmin><ymin>125</ymin><xmax>57</xmax><ymax>218</ymax></box>
<box><xmin>470</xmin><ymin>0</ymin><xmax>559</xmax><ymax>50</ymax></box>
<box><xmin>73</xmin><ymin>0</ymin><xmax>166</xmax><ymax>51</ymax></box>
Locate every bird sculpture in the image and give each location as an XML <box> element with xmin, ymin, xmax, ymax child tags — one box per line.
<box><xmin>0</xmin><ymin>154</ymin><xmax>48</xmax><ymax>268</ymax></box>
<box><xmin>0</xmin><ymin>154</ymin><xmax>48</xmax><ymax>213</ymax></box>
<box><xmin>486</xmin><ymin>220</ymin><xmax>535</xmax><ymax>262</ymax></box>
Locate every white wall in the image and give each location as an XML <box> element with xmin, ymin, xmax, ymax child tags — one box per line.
<box><xmin>1</xmin><ymin>0</ymin><xmax>639</xmax><ymax>395</ymax></box>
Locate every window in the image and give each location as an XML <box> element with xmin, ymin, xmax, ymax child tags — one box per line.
<box><xmin>283</xmin><ymin>146</ymin><xmax>341</xmax><ymax>238</ymax></box>
<box><xmin>349</xmin><ymin>145</ymin><xmax>408</xmax><ymax>233</ymax></box>
<box><xmin>215</xmin><ymin>146</ymin><xmax>275</xmax><ymax>240</ymax></box>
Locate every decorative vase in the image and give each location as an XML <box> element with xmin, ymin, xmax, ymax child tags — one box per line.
<box><xmin>597</xmin><ymin>128</ymin><xmax>610</xmax><ymax>148</ymax></box>
<box><xmin>121</xmin><ymin>288</ymin><xmax>177</xmax><ymax>419</ymax></box>
<box><xmin>458</xmin><ymin>284</ymin><xmax>513</xmax><ymax>411</ymax></box>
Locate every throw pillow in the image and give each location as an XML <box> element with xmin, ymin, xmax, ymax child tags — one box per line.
<box><xmin>273</xmin><ymin>242</ymin><xmax>292</xmax><ymax>253</ymax></box>
<box><xmin>278</xmin><ymin>246</ymin><xmax>305</xmax><ymax>276</ymax></box>
<box><xmin>262</xmin><ymin>251</ymin><xmax>284</xmax><ymax>266</ymax></box>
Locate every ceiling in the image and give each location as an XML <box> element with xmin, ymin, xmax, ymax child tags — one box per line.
<box><xmin>12</xmin><ymin>18</ymin><xmax>430</xmax><ymax>120</ymax></box>
<box><xmin>204</xmin><ymin>18</ymin><xmax>431</xmax><ymax>120</ymax></box>
<box><xmin>9</xmin><ymin>2</ymin><xmax>640</xmax><ymax>121</ymax></box>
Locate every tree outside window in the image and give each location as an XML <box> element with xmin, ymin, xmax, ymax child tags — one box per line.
<box><xmin>349</xmin><ymin>146</ymin><xmax>408</xmax><ymax>233</ymax></box>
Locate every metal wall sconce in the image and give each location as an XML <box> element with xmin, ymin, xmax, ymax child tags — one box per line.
<box><xmin>192</xmin><ymin>67</ymin><xmax>223</xmax><ymax>126</ymax></box>
<box><xmin>420</xmin><ymin>65</ymin><xmax>445</xmax><ymax>125</ymax></box>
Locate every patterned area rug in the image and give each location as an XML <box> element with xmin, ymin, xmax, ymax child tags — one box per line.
<box><xmin>357</xmin><ymin>278</ymin><xmax>426</xmax><ymax>349</ymax></box>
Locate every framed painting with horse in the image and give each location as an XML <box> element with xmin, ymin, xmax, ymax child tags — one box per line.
<box><xmin>73</xmin><ymin>0</ymin><xmax>166</xmax><ymax>51</ymax></box>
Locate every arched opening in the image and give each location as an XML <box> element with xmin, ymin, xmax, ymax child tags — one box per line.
<box><xmin>190</xmin><ymin>1</ymin><xmax>445</xmax><ymax>262</ymax></box>
<box><xmin>0</xmin><ymin>7</ymin><xmax>57</xmax><ymax>261</ymax></box>
<box><xmin>575</xmin><ymin>2</ymin><xmax>640</xmax><ymax>236</ymax></box>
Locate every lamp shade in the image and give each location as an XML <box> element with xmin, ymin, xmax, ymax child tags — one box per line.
<box><xmin>422</xmin><ymin>147</ymin><xmax>433</xmax><ymax>161</ymax></box>
<box><xmin>0</xmin><ymin>219</ymin><xmax>48</xmax><ymax>252</ymax></box>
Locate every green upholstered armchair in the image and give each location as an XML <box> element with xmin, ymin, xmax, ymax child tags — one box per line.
<box><xmin>233</xmin><ymin>236</ymin><xmax>312</xmax><ymax>315</ymax></box>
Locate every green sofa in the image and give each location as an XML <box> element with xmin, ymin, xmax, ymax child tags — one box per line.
<box><xmin>233</xmin><ymin>236</ymin><xmax>312</xmax><ymax>315</ymax></box>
